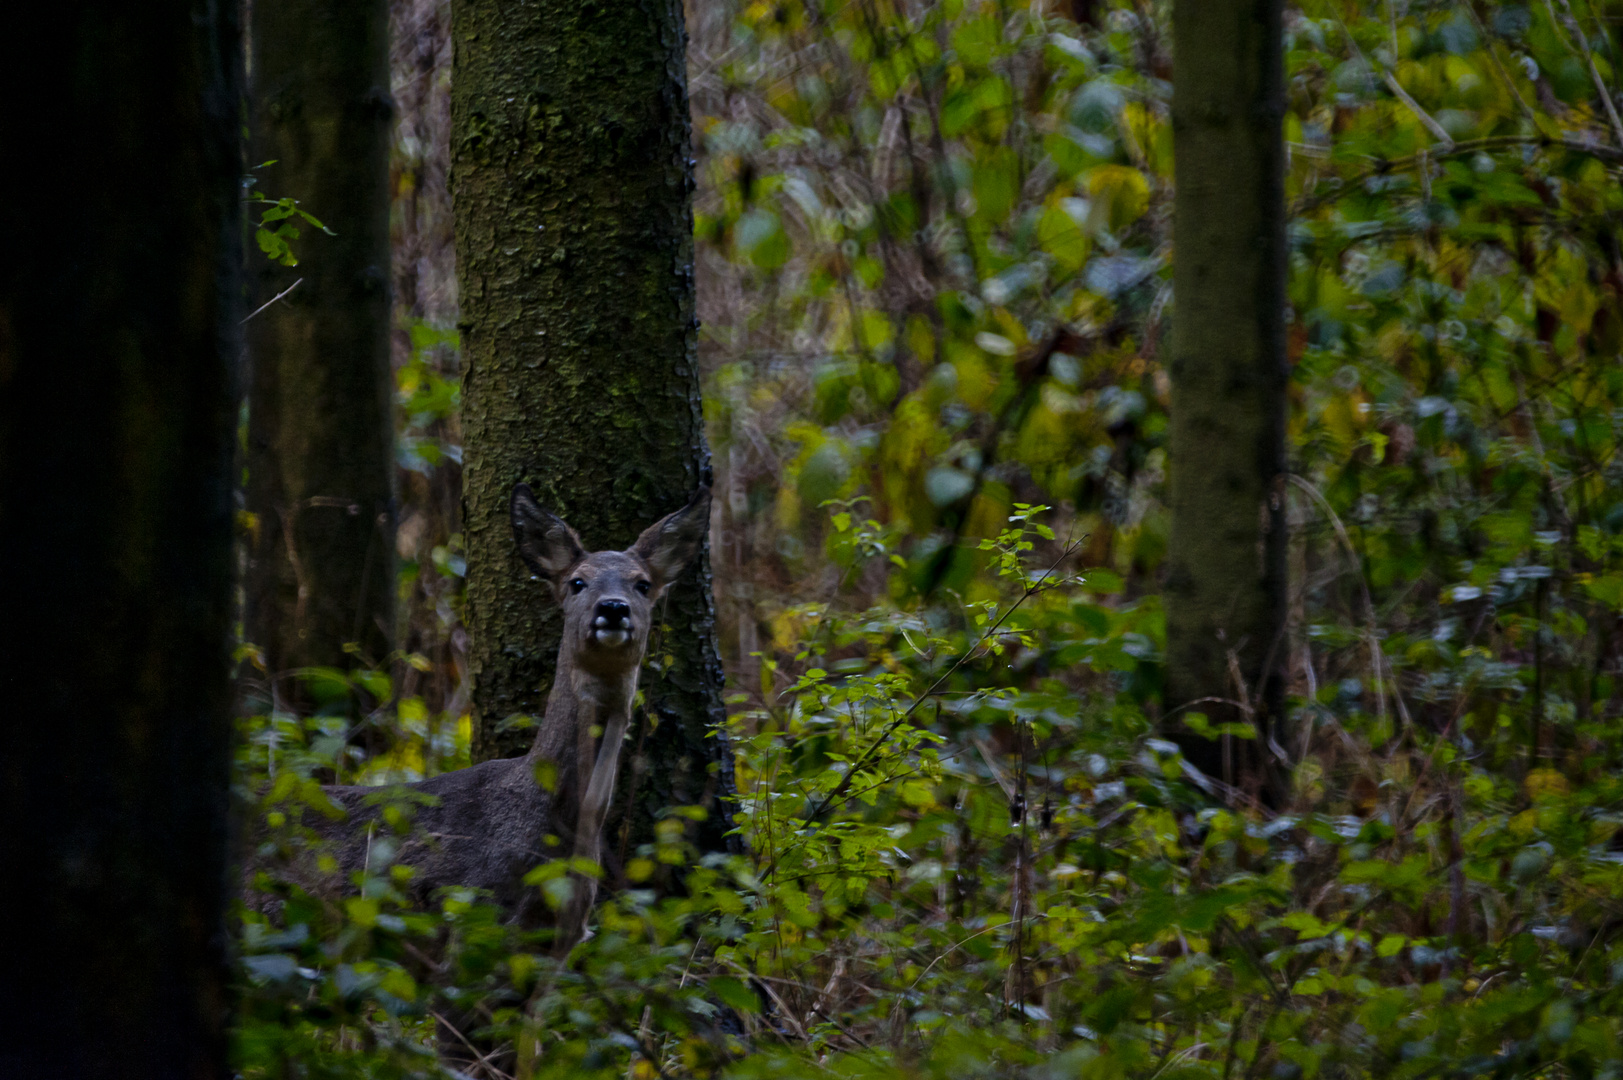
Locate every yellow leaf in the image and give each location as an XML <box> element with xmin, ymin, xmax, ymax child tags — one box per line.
<box><xmin>1037</xmin><ymin>202</ymin><xmax>1090</xmax><ymax>272</ymax></box>
<box><xmin>345</xmin><ymin>897</ymin><xmax>379</xmax><ymax>928</ymax></box>
<box><xmin>1084</xmin><ymin>164</ymin><xmax>1150</xmax><ymax>232</ymax></box>
<box><xmin>1525</xmin><ymin>768</ymin><xmax>1570</xmax><ymax>802</ymax></box>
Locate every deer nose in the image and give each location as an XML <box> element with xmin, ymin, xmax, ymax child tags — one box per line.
<box><xmin>593</xmin><ymin>599</ymin><xmax>632</xmax><ymax>630</ymax></box>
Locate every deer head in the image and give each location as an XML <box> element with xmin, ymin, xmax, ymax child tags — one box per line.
<box><xmin>509</xmin><ymin>484</ymin><xmax>710</xmax><ymax>677</ymax></box>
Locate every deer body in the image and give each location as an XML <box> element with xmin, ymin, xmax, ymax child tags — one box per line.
<box><xmin>268</xmin><ymin>485</ymin><xmax>710</xmax><ymax>951</ymax></box>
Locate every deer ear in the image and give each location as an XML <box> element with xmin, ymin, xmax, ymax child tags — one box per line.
<box><xmin>631</xmin><ymin>486</ymin><xmax>711</xmax><ymax>593</ymax></box>
<box><xmin>511</xmin><ymin>483</ymin><xmax>585</xmax><ymax>583</ymax></box>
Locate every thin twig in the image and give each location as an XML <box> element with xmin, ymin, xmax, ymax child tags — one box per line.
<box><xmin>1330</xmin><ymin>9</ymin><xmax>1452</xmax><ymax>147</ymax></box>
<box><xmin>429</xmin><ymin>1011</ymin><xmax>516</xmax><ymax>1080</ymax></box>
<box><xmin>1462</xmin><ymin>1</ymin><xmax>1537</xmax><ymax>121</ymax></box>
<box><xmin>1291</xmin><ymin>137</ymin><xmax>1623</xmax><ymax>215</ymax></box>
<box><xmin>808</xmin><ymin>1003</ymin><xmax>873</xmax><ymax>1050</ymax></box>
<box><xmin>1381</xmin><ymin>70</ymin><xmax>1455</xmax><ymax>148</ymax></box>
<box><xmin>1220</xmin><ymin>1002</ymin><xmax>1249</xmax><ymax>1080</ymax></box>
<box><xmin>972</xmin><ymin>736</ymin><xmax>1017</xmax><ymax>802</ymax></box>
<box><xmin>761</xmin><ymin>534</ymin><xmax>1086</xmax><ymax>880</ymax></box>
<box><xmin>573</xmin><ymin>969</ymin><xmax>678</xmax><ymax>1080</ymax></box>
<box><xmin>1287</xmin><ymin>475</ymin><xmax>1412</xmax><ymax>734</ymax></box>
<box><xmin>804</xmin><ymin>956</ymin><xmax>846</xmax><ymax>1034</ymax></box>
<box><xmin>1216</xmin><ymin>916</ymin><xmax>1289</xmax><ymax>1005</ymax></box>
<box><xmin>1553</xmin><ymin>0</ymin><xmax>1623</xmax><ymax>146</ymax></box>
<box><xmin>719</xmin><ymin>957</ymin><xmax>813</xmax><ymax>1043</ymax></box>
<box><xmin>240</xmin><ymin>277</ymin><xmax>303</xmax><ymax>325</ymax></box>
<box><xmin>906</xmin><ymin>914</ymin><xmax>1046</xmax><ymax>993</ymax></box>
<box><xmin>1152</xmin><ymin>1042</ymin><xmax>1213</xmax><ymax>1080</ymax></box>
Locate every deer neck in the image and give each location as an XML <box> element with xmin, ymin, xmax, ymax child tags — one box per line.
<box><xmin>525</xmin><ymin>648</ymin><xmax>640</xmax><ymax>775</ymax></box>
<box><xmin>569</xmin><ymin>662</ymin><xmax>638</xmax><ymax>722</ymax></box>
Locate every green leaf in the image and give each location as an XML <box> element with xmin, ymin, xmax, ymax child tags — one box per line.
<box><xmin>735</xmin><ymin>208</ymin><xmax>790</xmax><ymax>269</ymax></box>
<box><xmin>708</xmin><ymin>976</ymin><xmax>760</xmax><ymax>1014</ymax></box>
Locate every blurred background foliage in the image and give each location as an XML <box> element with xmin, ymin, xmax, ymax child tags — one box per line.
<box><xmin>237</xmin><ymin>0</ymin><xmax>1623</xmax><ymax>1076</ymax></box>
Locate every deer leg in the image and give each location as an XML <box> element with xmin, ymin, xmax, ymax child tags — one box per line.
<box><xmin>554</xmin><ymin>706</ymin><xmax>632</xmax><ymax>956</ymax></box>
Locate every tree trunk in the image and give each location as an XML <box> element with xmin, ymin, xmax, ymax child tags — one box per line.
<box><xmin>245</xmin><ymin>0</ymin><xmax>397</xmax><ymax>698</ymax></box>
<box><xmin>0</xmin><ymin>2</ymin><xmax>241</xmax><ymax>1075</ymax></box>
<box><xmin>452</xmin><ymin>0</ymin><xmax>733</xmax><ymax>851</ymax></box>
<box><xmin>1165</xmin><ymin>0</ymin><xmax>1289</xmax><ymax>797</ymax></box>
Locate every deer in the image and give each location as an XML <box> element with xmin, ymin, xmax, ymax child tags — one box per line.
<box><xmin>257</xmin><ymin>483</ymin><xmax>712</xmax><ymax>956</ymax></box>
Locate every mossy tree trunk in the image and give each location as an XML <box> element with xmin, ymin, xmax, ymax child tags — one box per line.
<box><xmin>245</xmin><ymin>0</ymin><xmax>397</xmax><ymax>700</ymax></box>
<box><xmin>1165</xmin><ymin>0</ymin><xmax>1289</xmax><ymax>797</ymax></box>
<box><xmin>0</xmin><ymin>1</ymin><xmax>241</xmax><ymax>1075</ymax></box>
<box><xmin>451</xmin><ymin>0</ymin><xmax>732</xmax><ymax>850</ymax></box>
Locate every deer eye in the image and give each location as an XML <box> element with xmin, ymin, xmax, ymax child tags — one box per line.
<box><xmin>634</xmin><ymin>579</ymin><xmax>651</xmax><ymax>596</ymax></box>
<box><xmin>569</xmin><ymin>578</ymin><xmax>587</xmax><ymax>594</ymax></box>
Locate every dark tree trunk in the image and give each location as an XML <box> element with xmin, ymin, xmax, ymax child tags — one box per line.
<box><xmin>245</xmin><ymin>0</ymin><xmax>397</xmax><ymax>697</ymax></box>
<box><xmin>1165</xmin><ymin>0</ymin><xmax>1289</xmax><ymax>797</ymax></box>
<box><xmin>0</xmin><ymin>2</ymin><xmax>242</xmax><ymax>1076</ymax></box>
<box><xmin>451</xmin><ymin>0</ymin><xmax>733</xmax><ymax>850</ymax></box>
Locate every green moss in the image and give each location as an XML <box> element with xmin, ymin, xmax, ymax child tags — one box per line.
<box><xmin>451</xmin><ymin>0</ymin><xmax>732</xmax><ymax>849</ymax></box>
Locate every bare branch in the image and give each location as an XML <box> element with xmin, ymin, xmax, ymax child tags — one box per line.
<box><xmin>240</xmin><ymin>277</ymin><xmax>303</xmax><ymax>325</ymax></box>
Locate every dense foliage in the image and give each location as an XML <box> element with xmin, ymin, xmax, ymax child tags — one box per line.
<box><xmin>236</xmin><ymin>1</ymin><xmax>1623</xmax><ymax>1077</ymax></box>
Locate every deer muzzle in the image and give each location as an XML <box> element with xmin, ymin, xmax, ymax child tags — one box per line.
<box><xmin>591</xmin><ymin>599</ymin><xmax>633</xmax><ymax>647</ymax></box>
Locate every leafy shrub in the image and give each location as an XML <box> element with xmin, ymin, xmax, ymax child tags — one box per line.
<box><xmin>236</xmin><ymin>0</ymin><xmax>1623</xmax><ymax>1076</ymax></box>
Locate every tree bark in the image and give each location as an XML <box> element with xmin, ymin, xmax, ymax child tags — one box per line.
<box><xmin>1165</xmin><ymin>0</ymin><xmax>1289</xmax><ymax>796</ymax></box>
<box><xmin>451</xmin><ymin>1</ymin><xmax>733</xmax><ymax>849</ymax></box>
<box><xmin>0</xmin><ymin>2</ymin><xmax>241</xmax><ymax>1075</ymax></box>
<box><xmin>245</xmin><ymin>0</ymin><xmax>397</xmax><ymax>695</ymax></box>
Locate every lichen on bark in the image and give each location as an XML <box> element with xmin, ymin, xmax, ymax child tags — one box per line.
<box><xmin>451</xmin><ymin>0</ymin><xmax>732</xmax><ymax>850</ymax></box>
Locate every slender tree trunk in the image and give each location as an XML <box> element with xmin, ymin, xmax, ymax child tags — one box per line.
<box><xmin>0</xmin><ymin>2</ymin><xmax>241</xmax><ymax>1075</ymax></box>
<box><xmin>245</xmin><ymin>0</ymin><xmax>396</xmax><ymax>697</ymax></box>
<box><xmin>388</xmin><ymin>0</ymin><xmax>463</xmax><ymax>727</ymax></box>
<box><xmin>1165</xmin><ymin>0</ymin><xmax>1289</xmax><ymax>796</ymax></box>
<box><xmin>452</xmin><ymin>0</ymin><xmax>733</xmax><ymax>849</ymax></box>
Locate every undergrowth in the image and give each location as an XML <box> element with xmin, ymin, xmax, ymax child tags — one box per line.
<box><xmin>238</xmin><ymin>507</ymin><xmax>1623</xmax><ymax>1079</ymax></box>
<box><xmin>234</xmin><ymin>1</ymin><xmax>1623</xmax><ymax>1076</ymax></box>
